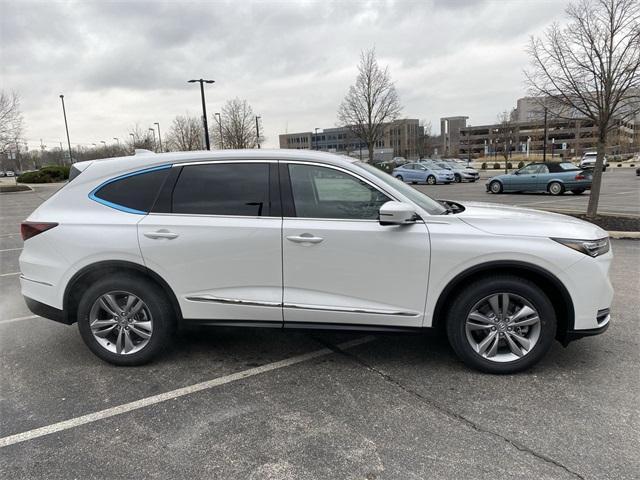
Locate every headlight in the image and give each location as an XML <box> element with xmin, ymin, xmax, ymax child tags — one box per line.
<box><xmin>552</xmin><ymin>237</ymin><xmax>610</xmax><ymax>257</ymax></box>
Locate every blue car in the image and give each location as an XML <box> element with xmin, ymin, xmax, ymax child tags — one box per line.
<box><xmin>393</xmin><ymin>162</ymin><xmax>454</xmax><ymax>185</ymax></box>
<box><xmin>486</xmin><ymin>162</ymin><xmax>592</xmax><ymax>195</ymax></box>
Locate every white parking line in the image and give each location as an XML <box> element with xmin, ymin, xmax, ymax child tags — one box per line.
<box><xmin>0</xmin><ymin>233</ymin><xmax>21</xmax><ymax>238</ymax></box>
<box><xmin>0</xmin><ymin>248</ymin><xmax>22</xmax><ymax>253</ymax></box>
<box><xmin>0</xmin><ymin>336</ymin><xmax>374</xmax><ymax>448</ymax></box>
<box><xmin>0</xmin><ymin>272</ymin><xmax>20</xmax><ymax>277</ymax></box>
<box><xmin>0</xmin><ymin>315</ymin><xmax>40</xmax><ymax>324</ymax></box>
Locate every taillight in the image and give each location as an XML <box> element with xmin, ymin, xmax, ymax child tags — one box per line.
<box><xmin>575</xmin><ymin>174</ymin><xmax>586</xmax><ymax>180</ymax></box>
<box><xmin>20</xmin><ymin>222</ymin><xmax>58</xmax><ymax>241</ymax></box>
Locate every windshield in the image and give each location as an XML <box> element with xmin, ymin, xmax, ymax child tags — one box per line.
<box><xmin>354</xmin><ymin>162</ymin><xmax>448</xmax><ymax>215</ymax></box>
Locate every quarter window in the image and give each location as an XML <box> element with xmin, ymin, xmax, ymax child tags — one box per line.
<box><xmin>171</xmin><ymin>163</ymin><xmax>270</xmax><ymax>216</ymax></box>
<box><xmin>287</xmin><ymin>164</ymin><xmax>390</xmax><ymax>220</ymax></box>
<box><xmin>92</xmin><ymin>167</ymin><xmax>170</xmax><ymax>213</ymax></box>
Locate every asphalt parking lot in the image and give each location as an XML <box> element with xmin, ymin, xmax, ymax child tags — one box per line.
<box><xmin>416</xmin><ymin>168</ymin><xmax>640</xmax><ymax>216</ymax></box>
<box><xmin>1</xmin><ymin>183</ymin><xmax>639</xmax><ymax>479</ymax></box>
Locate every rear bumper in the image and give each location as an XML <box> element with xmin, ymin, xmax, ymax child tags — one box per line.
<box><xmin>24</xmin><ymin>296</ymin><xmax>72</xmax><ymax>325</ymax></box>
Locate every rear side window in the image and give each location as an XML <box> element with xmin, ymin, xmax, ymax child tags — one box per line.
<box><xmin>92</xmin><ymin>167</ymin><xmax>170</xmax><ymax>214</ymax></box>
<box><xmin>171</xmin><ymin>163</ymin><xmax>270</xmax><ymax>216</ymax></box>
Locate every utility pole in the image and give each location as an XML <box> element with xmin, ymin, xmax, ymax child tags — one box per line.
<box><xmin>314</xmin><ymin>128</ymin><xmax>319</xmax><ymax>150</ymax></box>
<box><xmin>188</xmin><ymin>78</ymin><xmax>215</xmax><ymax>150</ymax></box>
<box><xmin>113</xmin><ymin>137</ymin><xmax>120</xmax><ymax>145</ymax></box>
<box><xmin>59</xmin><ymin>94</ymin><xmax>73</xmax><ymax>163</ymax></box>
<box><xmin>255</xmin><ymin>116</ymin><xmax>261</xmax><ymax>148</ymax></box>
<box><xmin>215</xmin><ymin>113</ymin><xmax>223</xmax><ymax>149</ymax></box>
<box><xmin>543</xmin><ymin>107</ymin><xmax>548</xmax><ymax>162</ymax></box>
<box><xmin>154</xmin><ymin>122</ymin><xmax>162</xmax><ymax>152</ymax></box>
<box><xmin>149</xmin><ymin>128</ymin><xmax>157</xmax><ymax>152</ymax></box>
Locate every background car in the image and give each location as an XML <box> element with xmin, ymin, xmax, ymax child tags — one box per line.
<box><xmin>5</xmin><ymin>170</ymin><xmax>15</xmax><ymax>177</ymax></box>
<box><xmin>0</xmin><ymin>171</ymin><xmax>5</xmax><ymax>177</ymax></box>
<box><xmin>432</xmin><ymin>160</ymin><xmax>479</xmax><ymax>183</ymax></box>
<box><xmin>580</xmin><ymin>152</ymin><xmax>608</xmax><ymax>171</ymax></box>
<box><xmin>486</xmin><ymin>162</ymin><xmax>592</xmax><ymax>195</ymax></box>
<box><xmin>393</xmin><ymin>162</ymin><xmax>454</xmax><ymax>185</ymax></box>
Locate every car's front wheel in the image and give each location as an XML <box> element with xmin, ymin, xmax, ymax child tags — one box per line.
<box><xmin>426</xmin><ymin>175</ymin><xmax>436</xmax><ymax>185</ymax></box>
<box><xmin>489</xmin><ymin>180</ymin><xmax>503</xmax><ymax>194</ymax></box>
<box><xmin>77</xmin><ymin>274</ymin><xmax>174</xmax><ymax>366</ymax></box>
<box><xmin>454</xmin><ymin>174</ymin><xmax>461</xmax><ymax>183</ymax></box>
<box><xmin>446</xmin><ymin>276</ymin><xmax>556</xmax><ymax>374</ymax></box>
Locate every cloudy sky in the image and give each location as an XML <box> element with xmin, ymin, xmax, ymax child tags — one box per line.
<box><xmin>1</xmin><ymin>0</ymin><xmax>569</xmax><ymax>150</ymax></box>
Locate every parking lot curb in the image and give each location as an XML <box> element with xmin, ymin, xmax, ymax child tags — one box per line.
<box><xmin>608</xmin><ymin>231</ymin><xmax>640</xmax><ymax>239</ymax></box>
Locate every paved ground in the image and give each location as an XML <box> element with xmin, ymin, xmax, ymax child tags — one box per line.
<box><xmin>415</xmin><ymin>168</ymin><xmax>640</xmax><ymax>216</ymax></box>
<box><xmin>1</xmin><ymin>184</ymin><xmax>639</xmax><ymax>479</ymax></box>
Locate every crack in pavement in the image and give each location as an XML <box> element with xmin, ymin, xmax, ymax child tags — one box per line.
<box><xmin>316</xmin><ymin>337</ymin><xmax>586</xmax><ymax>480</ymax></box>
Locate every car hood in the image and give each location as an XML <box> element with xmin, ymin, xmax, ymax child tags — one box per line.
<box><xmin>455</xmin><ymin>201</ymin><xmax>607</xmax><ymax>239</ymax></box>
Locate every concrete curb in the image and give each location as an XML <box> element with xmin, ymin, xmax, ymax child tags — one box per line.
<box><xmin>608</xmin><ymin>231</ymin><xmax>640</xmax><ymax>239</ymax></box>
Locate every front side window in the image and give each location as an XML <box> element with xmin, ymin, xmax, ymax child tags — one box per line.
<box><xmin>518</xmin><ymin>164</ymin><xmax>542</xmax><ymax>175</ymax></box>
<box><xmin>288</xmin><ymin>164</ymin><xmax>390</xmax><ymax>220</ymax></box>
<box><xmin>171</xmin><ymin>163</ymin><xmax>270</xmax><ymax>216</ymax></box>
<box><xmin>92</xmin><ymin>166</ymin><xmax>170</xmax><ymax>213</ymax></box>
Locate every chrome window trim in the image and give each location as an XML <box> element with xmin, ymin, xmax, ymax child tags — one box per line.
<box><xmin>175</xmin><ymin>159</ymin><xmax>279</xmax><ymax>167</ymax></box>
<box><xmin>185</xmin><ymin>294</ymin><xmax>420</xmax><ymax>317</ymax></box>
<box><xmin>148</xmin><ymin>212</ymin><xmax>281</xmax><ymax>220</ymax></box>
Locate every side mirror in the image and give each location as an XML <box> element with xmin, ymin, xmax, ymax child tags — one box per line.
<box><xmin>513</xmin><ymin>171</ymin><xmax>520</xmax><ymax>175</ymax></box>
<box><xmin>379</xmin><ymin>201</ymin><xmax>417</xmax><ymax>226</ymax></box>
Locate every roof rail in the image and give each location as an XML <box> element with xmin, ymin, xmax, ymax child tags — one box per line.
<box><xmin>134</xmin><ymin>149</ymin><xmax>156</xmax><ymax>155</ymax></box>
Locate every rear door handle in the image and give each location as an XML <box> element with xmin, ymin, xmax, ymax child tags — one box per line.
<box><xmin>286</xmin><ymin>234</ymin><xmax>324</xmax><ymax>244</ymax></box>
<box><xmin>144</xmin><ymin>230</ymin><xmax>179</xmax><ymax>240</ymax></box>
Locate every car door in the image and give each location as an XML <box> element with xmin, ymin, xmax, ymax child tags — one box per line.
<box><xmin>400</xmin><ymin>163</ymin><xmax>414</xmax><ymax>182</ymax></box>
<box><xmin>138</xmin><ymin>161</ymin><xmax>283</xmax><ymax>324</ymax></box>
<box><xmin>535</xmin><ymin>164</ymin><xmax>551</xmax><ymax>191</ymax></box>
<box><xmin>281</xmin><ymin>162</ymin><xmax>430</xmax><ymax>328</ymax></box>
<box><xmin>511</xmin><ymin>164</ymin><xmax>541</xmax><ymax>191</ymax></box>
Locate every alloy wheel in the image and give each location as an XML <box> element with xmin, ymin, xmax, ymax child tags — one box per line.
<box><xmin>465</xmin><ymin>293</ymin><xmax>541</xmax><ymax>363</ymax></box>
<box><xmin>89</xmin><ymin>291</ymin><xmax>153</xmax><ymax>355</ymax></box>
<box><xmin>549</xmin><ymin>182</ymin><xmax>563</xmax><ymax>195</ymax></box>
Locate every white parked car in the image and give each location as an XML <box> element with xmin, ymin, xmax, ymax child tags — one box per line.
<box><xmin>579</xmin><ymin>152</ymin><xmax>608</xmax><ymax>171</ymax></box>
<box><xmin>6</xmin><ymin>170</ymin><xmax>15</xmax><ymax>177</ymax></box>
<box><xmin>19</xmin><ymin>150</ymin><xmax>613</xmax><ymax>373</ymax></box>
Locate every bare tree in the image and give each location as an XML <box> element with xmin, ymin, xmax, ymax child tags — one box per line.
<box><xmin>165</xmin><ymin>115</ymin><xmax>202</xmax><ymax>151</ymax></box>
<box><xmin>129</xmin><ymin>123</ymin><xmax>156</xmax><ymax>151</ymax></box>
<box><xmin>337</xmin><ymin>48</ymin><xmax>402</xmax><ymax>163</ymax></box>
<box><xmin>417</xmin><ymin>120</ymin><xmax>432</xmax><ymax>159</ymax></box>
<box><xmin>525</xmin><ymin>0</ymin><xmax>640</xmax><ymax>218</ymax></box>
<box><xmin>212</xmin><ymin>98</ymin><xmax>262</xmax><ymax>149</ymax></box>
<box><xmin>496</xmin><ymin>110</ymin><xmax>517</xmax><ymax>169</ymax></box>
<box><xmin>0</xmin><ymin>91</ymin><xmax>24</xmax><ymax>154</ymax></box>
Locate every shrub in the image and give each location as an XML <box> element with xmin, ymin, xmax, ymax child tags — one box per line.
<box><xmin>481</xmin><ymin>162</ymin><xmax>487</xmax><ymax>170</ymax></box>
<box><xmin>17</xmin><ymin>165</ymin><xmax>70</xmax><ymax>184</ymax></box>
<box><xmin>17</xmin><ymin>171</ymin><xmax>52</xmax><ymax>183</ymax></box>
<box><xmin>506</xmin><ymin>162</ymin><xmax>513</xmax><ymax>169</ymax></box>
<box><xmin>617</xmin><ymin>164</ymin><xmax>622</xmax><ymax>167</ymax></box>
<box><xmin>518</xmin><ymin>161</ymin><xmax>525</xmax><ymax>168</ymax></box>
<box><xmin>40</xmin><ymin>165</ymin><xmax>70</xmax><ymax>180</ymax></box>
<box><xmin>493</xmin><ymin>162</ymin><xmax>500</xmax><ymax>169</ymax></box>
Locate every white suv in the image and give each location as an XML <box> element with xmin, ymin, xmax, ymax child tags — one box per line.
<box><xmin>19</xmin><ymin>150</ymin><xmax>613</xmax><ymax>373</ymax></box>
<box><xmin>580</xmin><ymin>152</ymin><xmax>608</xmax><ymax>171</ymax></box>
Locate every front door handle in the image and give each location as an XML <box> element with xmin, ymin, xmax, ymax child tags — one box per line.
<box><xmin>286</xmin><ymin>233</ymin><xmax>324</xmax><ymax>244</ymax></box>
<box><xmin>144</xmin><ymin>230</ymin><xmax>179</xmax><ymax>240</ymax></box>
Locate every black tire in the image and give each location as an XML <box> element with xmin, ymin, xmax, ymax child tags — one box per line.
<box><xmin>548</xmin><ymin>181</ymin><xmax>565</xmax><ymax>196</ymax></box>
<box><xmin>446</xmin><ymin>275</ymin><xmax>556</xmax><ymax>374</ymax></box>
<box><xmin>395</xmin><ymin>175</ymin><xmax>404</xmax><ymax>181</ymax></box>
<box><xmin>489</xmin><ymin>180</ymin><xmax>503</xmax><ymax>194</ymax></box>
<box><xmin>77</xmin><ymin>273</ymin><xmax>175</xmax><ymax>366</ymax></box>
<box><xmin>454</xmin><ymin>174</ymin><xmax>461</xmax><ymax>183</ymax></box>
<box><xmin>427</xmin><ymin>175</ymin><xmax>436</xmax><ymax>185</ymax></box>
<box><xmin>571</xmin><ymin>188</ymin><xmax>586</xmax><ymax>195</ymax></box>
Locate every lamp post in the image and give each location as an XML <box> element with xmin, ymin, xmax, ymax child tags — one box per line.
<box><xmin>100</xmin><ymin>141</ymin><xmax>106</xmax><ymax>147</ymax></box>
<box><xmin>543</xmin><ymin>107</ymin><xmax>548</xmax><ymax>162</ymax></box>
<box><xmin>129</xmin><ymin>133</ymin><xmax>135</xmax><ymax>152</ymax></box>
<box><xmin>154</xmin><ymin>122</ymin><xmax>163</xmax><ymax>152</ymax></box>
<box><xmin>214</xmin><ymin>112</ymin><xmax>223</xmax><ymax>149</ymax></box>
<box><xmin>188</xmin><ymin>78</ymin><xmax>215</xmax><ymax>150</ymax></box>
<box><xmin>255</xmin><ymin>116</ymin><xmax>261</xmax><ymax>149</ymax></box>
<box><xmin>149</xmin><ymin>128</ymin><xmax>157</xmax><ymax>152</ymax></box>
<box><xmin>59</xmin><ymin>94</ymin><xmax>73</xmax><ymax>163</ymax></box>
<box><xmin>314</xmin><ymin>128</ymin><xmax>319</xmax><ymax>150</ymax></box>
<box><xmin>113</xmin><ymin>137</ymin><xmax>120</xmax><ymax>145</ymax></box>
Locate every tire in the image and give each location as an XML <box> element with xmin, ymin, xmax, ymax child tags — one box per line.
<box><xmin>548</xmin><ymin>181</ymin><xmax>565</xmax><ymax>196</ymax></box>
<box><xmin>427</xmin><ymin>175</ymin><xmax>436</xmax><ymax>185</ymax></box>
<box><xmin>395</xmin><ymin>175</ymin><xmax>404</xmax><ymax>182</ymax></box>
<box><xmin>571</xmin><ymin>188</ymin><xmax>586</xmax><ymax>195</ymax></box>
<box><xmin>602</xmin><ymin>166</ymin><xmax>607</xmax><ymax>172</ymax></box>
<box><xmin>454</xmin><ymin>174</ymin><xmax>461</xmax><ymax>183</ymax></box>
<box><xmin>446</xmin><ymin>275</ymin><xmax>556</xmax><ymax>374</ymax></box>
<box><xmin>489</xmin><ymin>180</ymin><xmax>503</xmax><ymax>194</ymax></box>
<box><xmin>77</xmin><ymin>273</ymin><xmax>175</xmax><ymax>366</ymax></box>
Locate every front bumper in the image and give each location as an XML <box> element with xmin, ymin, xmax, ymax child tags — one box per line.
<box><xmin>562</xmin><ymin>309</ymin><xmax>610</xmax><ymax>345</ymax></box>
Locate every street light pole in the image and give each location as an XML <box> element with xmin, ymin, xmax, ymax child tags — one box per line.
<box><xmin>149</xmin><ymin>128</ymin><xmax>157</xmax><ymax>152</ymax></box>
<box><xmin>113</xmin><ymin>137</ymin><xmax>120</xmax><ymax>145</ymax></box>
<box><xmin>255</xmin><ymin>116</ymin><xmax>261</xmax><ymax>149</ymax></box>
<box><xmin>59</xmin><ymin>94</ymin><xmax>73</xmax><ymax>163</ymax></box>
<box><xmin>188</xmin><ymin>79</ymin><xmax>215</xmax><ymax>150</ymax></box>
<box><xmin>215</xmin><ymin>113</ymin><xmax>223</xmax><ymax>149</ymax></box>
<box><xmin>154</xmin><ymin>122</ymin><xmax>163</xmax><ymax>152</ymax></box>
<box><xmin>543</xmin><ymin>107</ymin><xmax>548</xmax><ymax>162</ymax></box>
<box><xmin>314</xmin><ymin>128</ymin><xmax>319</xmax><ymax>150</ymax></box>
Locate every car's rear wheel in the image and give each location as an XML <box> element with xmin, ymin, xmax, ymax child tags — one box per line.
<box><xmin>77</xmin><ymin>274</ymin><xmax>174</xmax><ymax>366</ymax></box>
<box><xmin>571</xmin><ymin>188</ymin><xmax>586</xmax><ymax>195</ymax></box>
<box><xmin>446</xmin><ymin>276</ymin><xmax>556</xmax><ymax>374</ymax></box>
<box><xmin>489</xmin><ymin>180</ymin><xmax>503</xmax><ymax>194</ymax></box>
<box><xmin>395</xmin><ymin>175</ymin><xmax>403</xmax><ymax>181</ymax></box>
<box><xmin>427</xmin><ymin>175</ymin><xmax>436</xmax><ymax>185</ymax></box>
<box><xmin>454</xmin><ymin>174</ymin><xmax>461</xmax><ymax>183</ymax></box>
<box><xmin>548</xmin><ymin>181</ymin><xmax>565</xmax><ymax>195</ymax></box>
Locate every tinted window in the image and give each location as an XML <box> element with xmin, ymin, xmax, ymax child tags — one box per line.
<box><xmin>518</xmin><ymin>164</ymin><xmax>542</xmax><ymax>174</ymax></box>
<box><xmin>93</xmin><ymin>167</ymin><xmax>169</xmax><ymax>213</ymax></box>
<box><xmin>288</xmin><ymin>164</ymin><xmax>390</xmax><ymax>220</ymax></box>
<box><xmin>403</xmin><ymin>164</ymin><xmax>414</xmax><ymax>170</ymax></box>
<box><xmin>172</xmin><ymin>163</ymin><xmax>269</xmax><ymax>216</ymax></box>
